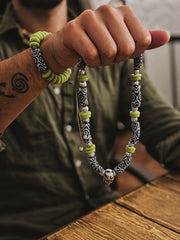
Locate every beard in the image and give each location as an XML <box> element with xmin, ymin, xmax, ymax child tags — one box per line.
<box><xmin>18</xmin><ymin>0</ymin><xmax>63</xmax><ymax>9</ymax></box>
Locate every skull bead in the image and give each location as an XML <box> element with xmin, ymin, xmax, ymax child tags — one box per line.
<box><xmin>103</xmin><ymin>169</ymin><xmax>116</xmax><ymax>186</ymax></box>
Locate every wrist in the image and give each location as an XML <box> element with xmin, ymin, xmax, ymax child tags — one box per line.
<box><xmin>40</xmin><ymin>33</ymin><xmax>67</xmax><ymax>74</ymax></box>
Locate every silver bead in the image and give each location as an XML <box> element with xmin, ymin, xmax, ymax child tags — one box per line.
<box><xmin>79</xmin><ymin>146</ymin><xmax>84</xmax><ymax>152</ymax></box>
<box><xmin>79</xmin><ymin>69</ymin><xmax>86</xmax><ymax>75</ymax></box>
<box><xmin>133</xmin><ymin>81</ymin><xmax>139</xmax><ymax>86</ymax></box>
<box><xmin>82</xmin><ymin>106</ymin><xmax>89</xmax><ymax>112</ymax></box>
<box><xmin>103</xmin><ymin>169</ymin><xmax>116</xmax><ymax>186</ymax></box>
<box><xmin>84</xmin><ymin>118</ymin><xmax>90</xmax><ymax>123</ymax></box>
<box><xmin>131</xmin><ymin>117</ymin><xmax>137</xmax><ymax>122</ymax></box>
<box><xmin>89</xmin><ymin>152</ymin><xmax>95</xmax><ymax>157</ymax></box>
<box><xmin>80</xmin><ymin>82</ymin><xmax>87</xmax><ymax>87</ymax></box>
<box><xmin>87</xmin><ymin>142</ymin><xmax>93</xmax><ymax>147</ymax></box>
<box><xmin>125</xmin><ymin>152</ymin><xmax>132</xmax><ymax>157</ymax></box>
<box><xmin>132</xmin><ymin>107</ymin><xmax>138</xmax><ymax>111</ymax></box>
<box><xmin>134</xmin><ymin>70</ymin><xmax>140</xmax><ymax>74</ymax></box>
<box><xmin>128</xmin><ymin>142</ymin><xmax>134</xmax><ymax>147</ymax></box>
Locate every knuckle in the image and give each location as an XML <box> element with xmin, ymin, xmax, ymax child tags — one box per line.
<box><xmin>121</xmin><ymin>44</ymin><xmax>135</xmax><ymax>58</ymax></box>
<box><xmin>85</xmin><ymin>49</ymin><xmax>99</xmax><ymax>63</ymax></box>
<box><xmin>65</xmin><ymin>20</ymin><xmax>77</xmax><ymax>33</ymax></box>
<box><xmin>102</xmin><ymin>47</ymin><xmax>117</xmax><ymax>59</ymax></box>
<box><xmin>139</xmin><ymin>33</ymin><xmax>152</xmax><ymax>49</ymax></box>
<box><xmin>127</xmin><ymin>42</ymin><xmax>136</xmax><ymax>56</ymax></box>
<box><xmin>97</xmin><ymin>4</ymin><xmax>114</xmax><ymax>15</ymax></box>
<box><xmin>119</xmin><ymin>5</ymin><xmax>133</xmax><ymax>14</ymax></box>
<box><xmin>80</xmin><ymin>9</ymin><xmax>95</xmax><ymax>21</ymax></box>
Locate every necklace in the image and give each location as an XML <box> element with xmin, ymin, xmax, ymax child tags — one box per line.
<box><xmin>22</xmin><ymin>26</ymin><xmax>143</xmax><ymax>186</ymax></box>
<box><xmin>77</xmin><ymin>55</ymin><xmax>143</xmax><ymax>186</ymax></box>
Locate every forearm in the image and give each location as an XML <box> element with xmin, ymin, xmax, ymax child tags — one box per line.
<box><xmin>0</xmin><ymin>48</ymin><xmax>48</xmax><ymax>132</ymax></box>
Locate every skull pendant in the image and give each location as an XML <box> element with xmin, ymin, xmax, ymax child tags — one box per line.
<box><xmin>103</xmin><ymin>169</ymin><xmax>116</xmax><ymax>186</ymax></box>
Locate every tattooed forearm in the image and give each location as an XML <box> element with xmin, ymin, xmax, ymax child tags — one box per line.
<box><xmin>0</xmin><ymin>73</ymin><xmax>29</xmax><ymax>98</ymax></box>
<box><xmin>11</xmin><ymin>73</ymin><xmax>29</xmax><ymax>93</ymax></box>
<box><xmin>0</xmin><ymin>82</ymin><xmax>15</xmax><ymax>98</ymax></box>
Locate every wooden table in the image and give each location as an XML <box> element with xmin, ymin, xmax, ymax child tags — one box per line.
<box><xmin>40</xmin><ymin>171</ymin><xmax>180</xmax><ymax>240</ymax></box>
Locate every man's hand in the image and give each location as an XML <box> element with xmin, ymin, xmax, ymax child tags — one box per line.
<box><xmin>42</xmin><ymin>5</ymin><xmax>170</xmax><ymax>72</ymax></box>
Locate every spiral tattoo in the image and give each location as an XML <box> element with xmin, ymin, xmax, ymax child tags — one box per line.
<box><xmin>11</xmin><ymin>73</ymin><xmax>29</xmax><ymax>93</ymax></box>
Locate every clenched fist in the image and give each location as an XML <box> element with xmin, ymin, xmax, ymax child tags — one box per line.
<box><xmin>42</xmin><ymin>5</ymin><xmax>170</xmax><ymax>72</ymax></box>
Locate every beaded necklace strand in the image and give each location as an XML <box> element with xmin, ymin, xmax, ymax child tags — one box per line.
<box><xmin>24</xmin><ymin>19</ymin><xmax>143</xmax><ymax>186</ymax></box>
<box><xmin>77</xmin><ymin>55</ymin><xmax>143</xmax><ymax>186</ymax></box>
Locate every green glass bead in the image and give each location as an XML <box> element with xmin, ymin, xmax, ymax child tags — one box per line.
<box><xmin>42</xmin><ymin>69</ymin><xmax>52</xmax><ymax>79</ymax></box>
<box><xmin>35</xmin><ymin>32</ymin><xmax>44</xmax><ymax>40</ymax></box>
<box><xmin>129</xmin><ymin>111</ymin><xmax>140</xmax><ymax>118</ymax></box>
<box><xmin>51</xmin><ymin>75</ymin><xmax>58</xmax><ymax>84</ymax></box>
<box><xmin>131</xmin><ymin>74</ymin><xmax>142</xmax><ymax>81</ymax></box>
<box><xmin>65</xmin><ymin>68</ymin><xmax>72</xmax><ymax>74</ymax></box>
<box><xmin>86</xmin><ymin>144</ymin><xmax>96</xmax><ymax>154</ymax></box>
<box><xmin>30</xmin><ymin>36</ymin><xmax>40</xmax><ymax>44</ymax></box>
<box><xmin>57</xmin><ymin>75</ymin><xmax>65</xmax><ymax>84</ymax></box>
<box><xmin>47</xmin><ymin>72</ymin><xmax>55</xmax><ymax>82</ymax></box>
<box><xmin>29</xmin><ymin>41</ymin><xmax>40</xmax><ymax>48</ymax></box>
<box><xmin>125</xmin><ymin>145</ymin><xmax>136</xmax><ymax>153</ymax></box>
<box><xmin>55</xmin><ymin>75</ymin><xmax>62</xmax><ymax>84</ymax></box>
<box><xmin>78</xmin><ymin>74</ymin><xmax>88</xmax><ymax>82</ymax></box>
<box><xmin>36</xmin><ymin>31</ymin><xmax>50</xmax><ymax>40</ymax></box>
<box><xmin>80</xmin><ymin>111</ymin><xmax>91</xmax><ymax>120</ymax></box>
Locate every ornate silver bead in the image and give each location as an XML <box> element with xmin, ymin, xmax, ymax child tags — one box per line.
<box><xmin>103</xmin><ymin>169</ymin><xmax>116</xmax><ymax>186</ymax></box>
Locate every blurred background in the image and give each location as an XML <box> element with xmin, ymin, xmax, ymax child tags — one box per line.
<box><xmin>79</xmin><ymin>0</ymin><xmax>180</xmax><ymax>110</ymax></box>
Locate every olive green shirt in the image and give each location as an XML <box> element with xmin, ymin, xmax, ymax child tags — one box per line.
<box><xmin>0</xmin><ymin>3</ymin><xmax>180</xmax><ymax>240</ymax></box>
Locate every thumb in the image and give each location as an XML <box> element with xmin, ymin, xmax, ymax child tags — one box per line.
<box><xmin>148</xmin><ymin>30</ymin><xmax>170</xmax><ymax>49</ymax></box>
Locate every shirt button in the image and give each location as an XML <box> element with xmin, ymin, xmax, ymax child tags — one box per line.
<box><xmin>54</xmin><ymin>87</ymin><xmax>61</xmax><ymax>95</ymax></box>
<box><xmin>66</xmin><ymin>125</ymin><xmax>72</xmax><ymax>132</ymax></box>
<box><xmin>75</xmin><ymin>159</ymin><xmax>82</xmax><ymax>168</ymax></box>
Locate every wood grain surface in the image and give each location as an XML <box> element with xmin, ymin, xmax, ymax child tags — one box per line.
<box><xmin>40</xmin><ymin>172</ymin><xmax>180</xmax><ymax>240</ymax></box>
<box><xmin>116</xmin><ymin>173</ymin><xmax>180</xmax><ymax>233</ymax></box>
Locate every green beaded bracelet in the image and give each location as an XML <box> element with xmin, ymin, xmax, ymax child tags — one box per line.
<box><xmin>30</xmin><ymin>31</ymin><xmax>71</xmax><ymax>84</ymax></box>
